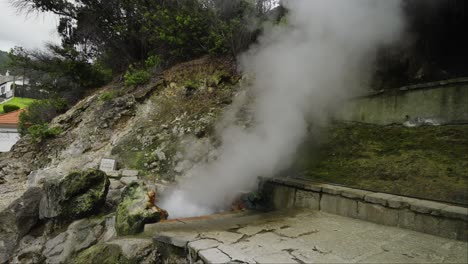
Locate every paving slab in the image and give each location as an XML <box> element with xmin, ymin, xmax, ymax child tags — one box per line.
<box><xmin>147</xmin><ymin>209</ymin><xmax>468</xmax><ymax>263</ymax></box>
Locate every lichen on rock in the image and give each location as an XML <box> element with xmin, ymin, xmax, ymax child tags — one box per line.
<box><xmin>116</xmin><ymin>182</ymin><xmax>167</xmax><ymax>236</ymax></box>
<box><xmin>39</xmin><ymin>169</ymin><xmax>110</xmax><ymax>221</ymax></box>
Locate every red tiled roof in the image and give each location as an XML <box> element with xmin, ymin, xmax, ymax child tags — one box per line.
<box><xmin>0</xmin><ymin>109</ymin><xmax>24</xmax><ymax>125</ymax></box>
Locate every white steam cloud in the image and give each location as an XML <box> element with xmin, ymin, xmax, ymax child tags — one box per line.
<box><xmin>161</xmin><ymin>0</ymin><xmax>404</xmax><ymax>218</ymax></box>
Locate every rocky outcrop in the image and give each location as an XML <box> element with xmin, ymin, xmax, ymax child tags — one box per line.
<box><xmin>116</xmin><ymin>183</ymin><xmax>166</xmax><ymax>236</ymax></box>
<box><xmin>9</xmin><ymin>214</ymin><xmax>118</xmax><ymax>264</ymax></box>
<box><xmin>0</xmin><ymin>57</ymin><xmax>239</xmax><ymax>262</ymax></box>
<box><xmin>0</xmin><ymin>187</ymin><xmax>43</xmax><ymax>263</ymax></box>
<box><xmin>39</xmin><ymin>169</ymin><xmax>110</xmax><ymax>221</ymax></box>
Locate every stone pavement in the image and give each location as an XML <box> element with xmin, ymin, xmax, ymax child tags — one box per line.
<box><xmin>146</xmin><ymin>209</ymin><xmax>468</xmax><ymax>263</ymax></box>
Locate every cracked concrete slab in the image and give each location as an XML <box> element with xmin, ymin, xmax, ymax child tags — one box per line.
<box><xmin>148</xmin><ymin>209</ymin><xmax>468</xmax><ymax>263</ymax></box>
<box><xmin>199</xmin><ymin>248</ymin><xmax>231</xmax><ymax>263</ymax></box>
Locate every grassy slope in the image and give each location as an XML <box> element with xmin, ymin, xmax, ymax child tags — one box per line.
<box><xmin>0</xmin><ymin>97</ymin><xmax>37</xmax><ymax>114</ymax></box>
<box><xmin>293</xmin><ymin>122</ymin><xmax>468</xmax><ymax>204</ymax></box>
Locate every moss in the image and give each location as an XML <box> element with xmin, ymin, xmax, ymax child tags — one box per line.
<box><xmin>43</xmin><ymin>169</ymin><xmax>110</xmax><ymax>221</ymax></box>
<box><xmin>116</xmin><ymin>183</ymin><xmax>163</xmax><ymax>235</ymax></box>
<box><xmin>71</xmin><ymin>244</ymin><xmax>131</xmax><ymax>264</ymax></box>
<box><xmin>293</xmin><ymin>123</ymin><xmax>468</xmax><ymax>204</ymax></box>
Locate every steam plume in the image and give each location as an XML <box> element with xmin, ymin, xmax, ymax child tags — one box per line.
<box><xmin>161</xmin><ymin>0</ymin><xmax>404</xmax><ymax>218</ymax></box>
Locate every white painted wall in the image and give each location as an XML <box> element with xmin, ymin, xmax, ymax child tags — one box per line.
<box><xmin>0</xmin><ymin>131</ymin><xmax>20</xmax><ymax>152</ymax></box>
<box><xmin>0</xmin><ymin>79</ymin><xmax>29</xmax><ymax>98</ymax></box>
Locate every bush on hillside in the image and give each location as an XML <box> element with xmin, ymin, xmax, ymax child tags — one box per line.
<box><xmin>18</xmin><ymin>99</ymin><xmax>68</xmax><ymax>135</ymax></box>
<box><xmin>2</xmin><ymin>104</ymin><xmax>20</xmax><ymax>113</ymax></box>
<box><xmin>27</xmin><ymin>124</ymin><xmax>63</xmax><ymax>143</ymax></box>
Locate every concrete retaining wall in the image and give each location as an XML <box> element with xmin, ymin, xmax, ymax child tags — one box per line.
<box><xmin>260</xmin><ymin>177</ymin><xmax>468</xmax><ymax>241</ymax></box>
<box><xmin>339</xmin><ymin>78</ymin><xmax>468</xmax><ymax>125</ymax></box>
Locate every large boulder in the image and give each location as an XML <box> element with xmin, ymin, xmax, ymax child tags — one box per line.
<box><xmin>0</xmin><ymin>187</ymin><xmax>43</xmax><ymax>264</ymax></box>
<box><xmin>116</xmin><ymin>183</ymin><xmax>166</xmax><ymax>235</ymax></box>
<box><xmin>39</xmin><ymin>169</ymin><xmax>110</xmax><ymax>221</ymax></box>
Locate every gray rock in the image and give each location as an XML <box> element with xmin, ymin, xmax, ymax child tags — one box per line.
<box><xmin>106</xmin><ymin>171</ymin><xmax>121</xmax><ymax>178</ymax></box>
<box><xmin>39</xmin><ymin>169</ymin><xmax>110</xmax><ymax>221</ymax></box>
<box><xmin>106</xmin><ymin>189</ymin><xmax>123</xmax><ymax>208</ymax></box>
<box><xmin>109</xmin><ymin>179</ymin><xmax>124</xmax><ymax>190</ymax></box>
<box><xmin>121</xmin><ymin>170</ymin><xmax>139</xmax><ymax>177</ymax></box>
<box><xmin>154</xmin><ymin>148</ymin><xmax>166</xmax><ymax>161</ymax></box>
<box><xmin>43</xmin><ymin>219</ymin><xmax>104</xmax><ymax>264</ymax></box>
<box><xmin>102</xmin><ymin>216</ymin><xmax>117</xmax><ymax>242</ymax></box>
<box><xmin>0</xmin><ymin>187</ymin><xmax>43</xmax><ymax>263</ymax></box>
<box><xmin>120</xmin><ymin>177</ymin><xmax>139</xmax><ymax>185</ymax></box>
<box><xmin>10</xmin><ymin>236</ymin><xmax>45</xmax><ymax>264</ymax></box>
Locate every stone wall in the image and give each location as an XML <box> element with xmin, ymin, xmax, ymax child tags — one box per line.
<box><xmin>260</xmin><ymin>177</ymin><xmax>468</xmax><ymax>241</ymax></box>
<box><xmin>339</xmin><ymin>78</ymin><xmax>468</xmax><ymax>125</ymax></box>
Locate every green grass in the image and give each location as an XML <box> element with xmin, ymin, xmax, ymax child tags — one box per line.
<box><xmin>291</xmin><ymin>122</ymin><xmax>468</xmax><ymax>205</ymax></box>
<box><xmin>0</xmin><ymin>97</ymin><xmax>38</xmax><ymax>114</ymax></box>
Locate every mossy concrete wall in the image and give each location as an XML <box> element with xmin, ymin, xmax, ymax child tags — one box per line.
<box><xmin>339</xmin><ymin>78</ymin><xmax>468</xmax><ymax>125</ymax></box>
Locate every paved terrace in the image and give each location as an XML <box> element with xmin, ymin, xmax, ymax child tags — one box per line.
<box><xmin>145</xmin><ymin>209</ymin><xmax>468</xmax><ymax>263</ymax></box>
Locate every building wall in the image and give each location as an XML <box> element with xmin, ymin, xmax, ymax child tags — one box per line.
<box><xmin>0</xmin><ymin>131</ymin><xmax>20</xmax><ymax>152</ymax></box>
<box><xmin>339</xmin><ymin>79</ymin><xmax>468</xmax><ymax>125</ymax></box>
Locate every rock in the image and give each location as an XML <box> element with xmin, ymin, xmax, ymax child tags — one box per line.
<box><xmin>71</xmin><ymin>239</ymin><xmax>159</xmax><ymax>264</ymax></box>
<box><xmin>116</xmin><ymin>183</ymin><xmax>166</xmax><ymax>235</ymax></box>
<box><xmin>105</xmin><ymin>171</ymin><xmax>120</xmax><ymax>179</ymax></box>
<box><xmin>109</xmin><ymin>179</ymin><xmax>124</xmax><ymax>190</ymax></box>
<box><xmin>43</xmin><ymin>218</ymin><xmax>105</xmax><ymax>264</ymax></box>
<box><xmin>107</xmin><ymin>238</ymin><xmax>155</xmax><ymax>260</ymax></box>
<box><xmin>10</xmin><ymin>235</ymin><xmax>46</xmax><ymax>264</ymax></box>
<box><xmin>102</xmin><ymin>216</ymin><xmax>117</xmax><ymax>242</ymax></box>
<box><xmin>120</xmin><ymin>176</ymin><xmax>139</xmax><ymax>185</ymax></box>
<box><xmin>39</xmin><ymin>169</ymin><xmax>110</xmax><ymax>221</ymax></box>
<box><xmin>0</xmin><ymin>187</ymin><xmax>43</xmax><ymax>263</ymax></box>
<box><xmin>106</xmin><ymin>189</ymin><xmax>123</xmax><ymax>209</ymax></box>
<box><xmin>154</xmin><ymin>148</ymin><xmax>166</xmax><ymax>161</ymax></box>
<box><xmin>121</xmin><ymin>170</ymin><xmax>139</xmax><ymax>177</ymax></box>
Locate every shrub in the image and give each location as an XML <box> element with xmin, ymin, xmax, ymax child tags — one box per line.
<box><xmin>124</xmin><ymin>68</ymin><xmax>151</xmax><ymax>87</ymax></box>
<box><xmin>18</xmin><ymin>99</ymin><xmax>68</xmax><ymax>135</ymax></box>
<box><xmin>99</xmin><ymin>91</ymin><xmax>117</xmax><ymax>102</ymax></box>
<box><xmin>27</xmin><ymin>124</ymin><xmax>63</xmax><ymax>143</ymax></box>
<box><xmin>2</xmin><ymin>104</ymin><xmax>20</xmax><ymax>113</ymax></box>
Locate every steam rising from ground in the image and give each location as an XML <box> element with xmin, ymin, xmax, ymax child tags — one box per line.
<box><xmin>161</xmin><ymin>0</ymin><xmax>403</xmax><ymax>218</ymax></box>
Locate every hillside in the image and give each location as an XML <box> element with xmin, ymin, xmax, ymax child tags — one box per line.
<box><xmin>291</xmin><ymin>122</ymin><xmax>468</xmax><ymax>205</ymax></box>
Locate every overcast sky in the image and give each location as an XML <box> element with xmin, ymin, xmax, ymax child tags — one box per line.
<box><xmin>0</xmin><ymin>0</ymin><xmax>60</xmax><ymax>52</ymax></box>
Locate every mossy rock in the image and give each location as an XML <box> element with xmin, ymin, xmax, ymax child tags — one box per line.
<box><xmin>40</xmin><ymin>169</ymin><xmax>110</xmax><ymax>221</ymax></box>
<box><xmin>116</xmin><ymin>182</ymin><xmax>163</xmax><ymax>235</ymax></box>
<box><xmin>71</xmin><ymin>243</ymin><xmax>131</xmax><ymax>264</ymax></box>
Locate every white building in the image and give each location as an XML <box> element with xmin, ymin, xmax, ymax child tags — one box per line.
<box><xmin>0</xmin><ymin>110</ymin><xmax>22</xmax><ymax>152</ymax></box>
<box><xmin>0</xmin><ymin>71</ymin><xmax>29</xmax><ymax>100</ymax></box>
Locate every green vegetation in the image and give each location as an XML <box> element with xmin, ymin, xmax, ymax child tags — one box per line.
<box><xmin>18</xmin><ymin>99</ymin><xmax>67</xmax><ymax>136</ymax></box>
<box><xmin>124</xmin><ymin>68</ymin><xmax>152</xmax><ymax>87</ymax></box>
<box><xmin>293</xmin><ymin>122</ymin><xmax>468</xmax><ymax>204</ymax></box>
<box><xmin>99</xmin><ymin>91</ymin><xmax>118</xmax><ymax>102</ymax></box>
<box><xmin>26</xmin><ymin>124</ymin><xmax>63</xmax><ymax>143</ymax></box>
<box><xmin>1</xmin><ymin>104</ymin><xmax>20</xmax><ymax>113</ymax></box>
<box><xmin>0</xmin><ymin>97</ymin><xmax>37</xmax><ymax>114</ymax></box>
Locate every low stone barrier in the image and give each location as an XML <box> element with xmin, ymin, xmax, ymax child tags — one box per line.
<box><xmin>260</xmin><ymin>177</ymin><xmax>468</xmax><ymax>241</ymax></box>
